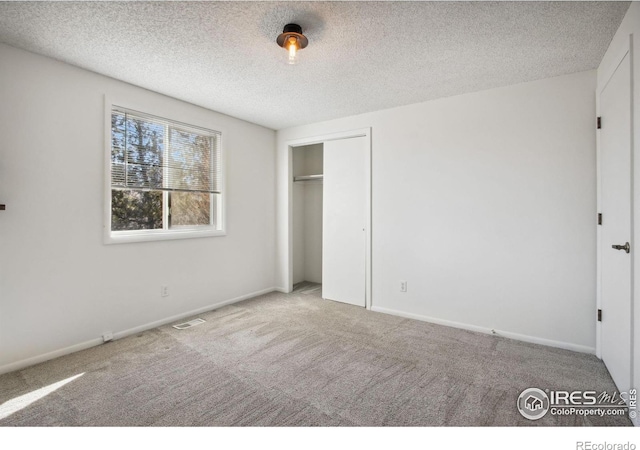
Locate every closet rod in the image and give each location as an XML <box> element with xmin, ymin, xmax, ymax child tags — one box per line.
<box><xmin>293</xmin><ymin>174</ymin><xmax>323</xmax><ymax>182</ymax></box>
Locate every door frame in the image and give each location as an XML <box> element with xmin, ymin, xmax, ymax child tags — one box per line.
<box><xmin>285</xmin><ymin>128</ymin><xmax>372</xmax><ymax>310</ymax></box>
<box><xmin>596</xmin><ymin>37</ymin><xmax>633</xmax><ymax>363</ymax></box>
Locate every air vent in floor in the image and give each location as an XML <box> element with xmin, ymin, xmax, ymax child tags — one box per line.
<box><xmin>173</xmin><ymin>318</ymin><xmax>206</xmax><ymax>330</ymax></box>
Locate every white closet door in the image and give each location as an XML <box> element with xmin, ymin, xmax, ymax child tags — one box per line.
<box><xmin>322</xmin><ymin>137</ymin><xmax>367</xmax><ymax>307</ymax></box>
<box><xmin>600</xmin><ymin>52</ymin><xmax>632</xmax><ymax>395</ymax></box>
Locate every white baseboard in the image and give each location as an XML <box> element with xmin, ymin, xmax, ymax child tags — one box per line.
<box><xmin>274</xmin><ymin>286</ymin><xmax>290</xmax><ymax>293</ymax></box>
<box><xmin>371</xmin><ymin>306</ymin><xmax>596</xmax><ymax>355</ymax></box>
<box><xmin>0</xmin><ymin>338</ymin><xmax>105</xmax><ymax>377</ymax></box>
<box><xmin>0</xmin><ymin>287</ymin><xmax>277</xmax><ymax>376</ymax></box>
<box><xmin>112</xmin><ymin>286</ymin><xmax>277</xmax><ymax>341</ymax></box>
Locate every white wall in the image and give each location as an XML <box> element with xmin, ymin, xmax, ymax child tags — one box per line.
<box><xmin>291</xmin><ymin>144</ymin><xmax>323</xmax><ymax>284</ymax></box>
<box><xmin>303</xmin><ymin>185</ymin><xmax>323</xmax><ymax>283</ymax></box>
<box><xmin>0</xmin><ymin>44</ymin><xmax>277</xmax><ymax>373</ymax></box>
<box><xmin>277</xmin><ymin>70</ymin><xmax>598</xmax><ymax>352</ymax></box>
<box><xmin>596</xmin><ymin>1</ymin><xmax>640</xmax><ymax>424</ymax></box>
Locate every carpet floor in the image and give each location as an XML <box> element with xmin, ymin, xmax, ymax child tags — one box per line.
<box><xmin>0</xmin><ymin>288</ymin><xmax>632</xmax><ymax>426</ymax></box>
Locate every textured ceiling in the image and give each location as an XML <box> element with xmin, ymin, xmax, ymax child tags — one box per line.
<box><xmin>0</xmin><ymin>1</ymin><xmax>630</xmax><ymax>130</ymax></box>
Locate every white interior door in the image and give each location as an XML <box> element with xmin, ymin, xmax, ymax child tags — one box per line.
<box><xmin>600</xmin><ymin>51</ymin><xmax>632</xmax><ymax>394</ymax></box>
<box><xmin>322</xmin><ymin>137</ymin><xmax>367</xmax><ymax>307</ymax></box>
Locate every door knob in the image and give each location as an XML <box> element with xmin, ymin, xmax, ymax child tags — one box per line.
<box><xmin>612</xmin><ymin>242</ymin><xmax>630</xmax><ymax>253</ymax></box>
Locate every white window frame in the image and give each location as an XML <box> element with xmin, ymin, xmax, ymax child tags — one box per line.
<box><xmin>103</xmin><ymin>96</ymin><xmax>226</xmax><ymax>244</ymax></box>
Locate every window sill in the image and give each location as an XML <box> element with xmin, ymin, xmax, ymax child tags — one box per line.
<box><xmin>104</xmin><ymin>228</ymin><xmax>226</xmax><ymax>245</ymax></box>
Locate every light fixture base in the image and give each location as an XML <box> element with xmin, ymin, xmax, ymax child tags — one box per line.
<box><xmin>276</xmin><ymin>23</ymin><xmax>309</xmax><ymax>49</ymax></box>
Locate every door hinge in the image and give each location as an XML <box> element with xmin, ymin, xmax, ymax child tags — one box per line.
<box><xmin>597</xmin><ymin>117</ymin><xmax>602</xmax><ymax>129</ymax></box>
<box><xmin>597</xmin><ymin>309</ymin><xmax>602</xmax><ymax>322</ymax></box>
<box><xmin>598</xmin><ymin>213</ymin><xmax>602</xmax><ymax>225</ymax></box>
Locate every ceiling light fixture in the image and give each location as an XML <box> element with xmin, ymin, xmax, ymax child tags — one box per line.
<box><xmin>276</xmin><ymin>23</ymin><xmax>308</xmax><ymax>65</ymax></box>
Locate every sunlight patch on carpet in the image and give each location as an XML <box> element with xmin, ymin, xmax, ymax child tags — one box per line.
<box><xmin>0</xmin><ymin>373</ymin><xmax>84</xmax><ymax>420</ymax></box>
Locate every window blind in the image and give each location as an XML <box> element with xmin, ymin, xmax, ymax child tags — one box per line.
<box><xmin>111</xmin><ymin>107</ymin><xmax>221</xmax><ymax>194</ymax></box>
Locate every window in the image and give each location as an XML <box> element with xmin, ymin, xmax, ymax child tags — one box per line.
<box><xmin>106</xmin><ymin>105</ymin><xmax>224</xmax><ymax>243</ymax></box>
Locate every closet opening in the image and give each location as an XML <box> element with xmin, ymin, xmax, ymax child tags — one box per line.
<box><xmin>292</xmin><ymin>144</ymin><xmax>324</xmax><ymax>296</ymax></box>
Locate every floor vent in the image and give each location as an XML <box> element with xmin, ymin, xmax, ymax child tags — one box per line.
<box><xmin>173</xmin><ymin>318</ymin><xmax>206</xmax><ymax>330</ymax></box>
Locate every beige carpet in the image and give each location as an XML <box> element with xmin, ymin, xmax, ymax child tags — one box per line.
<box><xmin>0</xmin><ymin>288</ymin><xmax>631</xmax><ymax>426</ymax></box>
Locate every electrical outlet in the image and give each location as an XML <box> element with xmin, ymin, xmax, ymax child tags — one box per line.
<box><xmin>102</xmin><ymin>331</ymin><xmax>113</xmax><ymax>343</ymax></box>
<box><xmin>400</xmin><ymin>281</ymin><xmax>407</xmax><ymax>292</ymax></box>
<box><xmin>161</xmin><ymin>286</ymin><xmax>169</xmax><ymax>297</ymax></box>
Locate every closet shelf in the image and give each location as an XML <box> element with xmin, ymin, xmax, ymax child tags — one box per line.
<box><xmin>293</xmin><ymin>174</ymin><xmax>323</xmax><ymax>182</ymax></box>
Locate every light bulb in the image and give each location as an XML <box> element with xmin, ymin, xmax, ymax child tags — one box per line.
<box><xmin>287</xmin><ymin>36</ymin><xmax>299</xmax><ymax>65</ymax></box>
